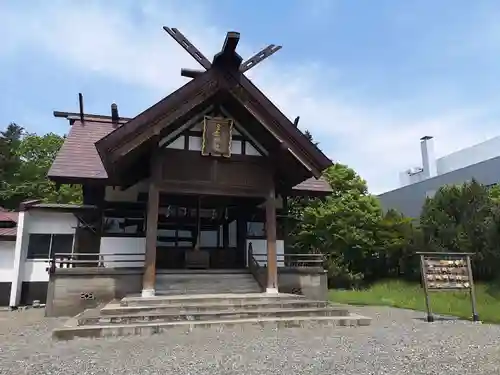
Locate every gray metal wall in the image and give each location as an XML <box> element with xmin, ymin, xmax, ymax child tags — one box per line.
<box><xmin>378</xmin><ymin>155</ymin><xmax>500</xmax><ymax>218</ymax></box>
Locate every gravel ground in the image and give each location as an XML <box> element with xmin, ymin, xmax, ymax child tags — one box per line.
<box><xmin>0</xmin><ymin>306</ymin><xmax>499</xmax><ymax>375</ymax></box>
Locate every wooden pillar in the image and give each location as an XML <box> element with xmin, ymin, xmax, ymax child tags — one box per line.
<box><xmin>282</xmin><ymin>194</ymin><xmax>289</xmax><ymax>253</ymax></box>
<box><xmin>237</xmin><ymin>216</ymin><xmax>247</xmax><ymax>268</ymax></box>
<box><xmin>142</xmin><ymin>152</ymin><xmax>160</xmax><ymax>297</ymax></box>
<box><xmin>266</xmin><ymin>185</ymin><xmax>278</xmax><ymax>293</ymax></box>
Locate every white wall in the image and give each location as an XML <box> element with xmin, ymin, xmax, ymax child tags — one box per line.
<box><xmin>28</xmin><ymin>211</ymin><xmax>77</xmax><ymax>234</ymax></box>
<box><xmin>100</xmin><ymin>237</ymin><xmax>145</xmax><ymax>268</ymax></box>
<box><xmin>10</xmin><ymin>211</ymin><xmax>28</xmax><ymax>306</ymax></box>
<box><xmin>437</xmin><ymin>135</ymin><xmax>500</xmax><ymax>175</ymax></box>
<box><xmin>0</xmin><ymin>241</ymin><xmax>15</xmax><ymax>282</ymax></box>
<box><xmin>22</xmin><ymin>260</ymin><xmax>49</xmax><ymax>282</ymax></box>
<box><xmin>15</xmin><ymin>211</ymin><xmax>78</xmax><ymax>286</ymax></box>
<box><xmin>246</xmin><ymin>239</ymin><xmax>285</xmax><ymax>267</ymax></box>
<box><xmin>166</xmin><ymin>133</ymin><xmax>263</xmax><ymax>156</ymax></box>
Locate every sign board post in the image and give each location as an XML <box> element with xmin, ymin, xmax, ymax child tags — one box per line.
<box><xmin>417</xmin><ymin>252</ymin><xmax>479</xmax><ymax>323</ymax></box>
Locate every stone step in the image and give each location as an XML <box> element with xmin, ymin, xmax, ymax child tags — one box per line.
<box><xmin>156</xmin><ymin>269</ymin><xmax>250</xmax><ymax>275</ymax></box>
<box><xmin>121</xmin><ymin>293</ymin><xmax>305</xmax><ymax>307</ymax></box>
<box><xmin>156</xmin><ymin>287</ymin><xmax>260</xmax><ymax>292</ymax></box>
<box><xmin>53</xmin><ymin>314</ymin><xmax>372</xmax><ymax>340</ymax></box>
<box><xmin>156</xmin><ymin>283</ymin><xmax>260</xmax><ymax>289</ymax></box>
<box><xmin>155</xmin><ymin>289</ymin><xmax>261</xmax><ymax>296</ymax></box>
<box><xmin>102</xmin><ymin>299</ymin><xmax>332</xmax><ymax>315</ymax></box>
<box><xmin>78</xmin><ymin>307</ymin><xmax>350</xmax><ymax>325</ymax></box>
<box><xmin>155</xmin><ymin>274</ymin><xmax>255</xmax><ymax>281</ymax></box>
<box><xmin>155</xmin><ymin>273</ymin><xmax>261</xmax><ymax>294</ymax></box>
<box><xmin>156</xmin><ymin>279</ymin><xmax>258</xmax><ymax>284</ymax></box>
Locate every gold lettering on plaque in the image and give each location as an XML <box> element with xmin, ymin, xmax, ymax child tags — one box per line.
<box><xmin>201</xmin><ymin>116</ymin><xmax>233</xmax><ymax>157</ymax></box>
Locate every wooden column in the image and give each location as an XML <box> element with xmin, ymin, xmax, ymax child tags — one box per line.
<box><xmin>142</xmin><ymin>152</ymin><xmax>161</xmax><ymax>297</ymax></box>
<box><xmin>282</xmin><ymin>194</ymin><xmax>289</xmax><ymax>252</ymax></box>
<box><xmin>265</xmin><ymin>185</ymin><xmax>278</xmax><ymax>293</ymax></box>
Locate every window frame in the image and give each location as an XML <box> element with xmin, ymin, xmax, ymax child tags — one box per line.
<box><xmin>26</xmin><ymin>233</ymin><xmax>75</xmax><ymax>260</ymax></box>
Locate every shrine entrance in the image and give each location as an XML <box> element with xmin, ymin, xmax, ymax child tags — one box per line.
<box><xmin>154</xmin><ymin>194</ymin><xmax>259</xmax><ymax>270</ymax></box>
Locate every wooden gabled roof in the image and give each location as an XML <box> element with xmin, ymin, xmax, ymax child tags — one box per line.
<box><xmin>49</xmin><ymin>28</ymin><xmax>333</xmax><ymax>195</ymax></box>
<box><xmin>95</xmin><ymin>68</ymin><xmax>331</xmax><ymax>178</ymax></box>
<box><xmin>95</xmin><ymin>28</ymin><xmax>332</xmax><ymax>178</ymax></box>
<box><xmin>48</xmin><ymin>114</ymin><xmax>333</xmax><ymax>195</ymax></box>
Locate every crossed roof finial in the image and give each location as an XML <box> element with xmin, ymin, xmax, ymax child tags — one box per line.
<box><xmin>163</xmin><ymin>26</ymin><xmax>282</xmax><ymax>79</ymax></box>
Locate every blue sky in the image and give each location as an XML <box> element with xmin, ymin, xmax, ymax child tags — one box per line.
<box><xmin>1</xmin><ymin>0</ymin><xmax>500</xmax><ymax>193</ymax></box>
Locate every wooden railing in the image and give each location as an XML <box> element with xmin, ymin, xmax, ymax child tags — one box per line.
<box><xmin>247</xmin><ymin>244</ymin><xmax>265</xmax><ymax>290</ymax></box>
<box><xmin>250</xmin><ymin>252</ymin><xmax>324</xmax><ymax>268</ymax></box>
<box><xmin>247</xmin><ymin>244</ymin><xmax>325</xmax><ymax>290</ymax></box>
<box><xmin>49</xmin><ymin>252</ymin><xmax>145</xmax><ymax>273</ymax></box>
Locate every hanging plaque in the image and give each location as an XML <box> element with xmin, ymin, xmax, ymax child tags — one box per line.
<box><xmin>201</xmin><ymin>116</ymin><xmax>233</xmax><ymax>157</ymax></box>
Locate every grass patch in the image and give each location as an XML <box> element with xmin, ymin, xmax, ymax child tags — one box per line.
<box><xmin>329</xmin><ymin>280</ymin><xmax>500</xmax><ymax>324</ymax></box>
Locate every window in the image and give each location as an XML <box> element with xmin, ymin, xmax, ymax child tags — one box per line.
<box><xmin>247</xmin><ymin>222</ymin><xmax>265</xmax><ymax>238</ymax></box>
<box><xmin>27</xmin><ymin>234</ymin><xmax>74</xmax><ymax>259</ymax></box>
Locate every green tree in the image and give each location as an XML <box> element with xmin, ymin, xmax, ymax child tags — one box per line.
<box><xmin>290</xmin><ymin>159</ymin><xmax>420</xmax><ymax>287</ymax></box>
<box><xmin>0</xmin><ymin>123</ymin><xmax>24</xmax><ymax>208</ymax></box>
<box><xmin>291</xmin><ymin>163</ymin><xmax>383</xmax><ymax>287</ymax></box>
<box><xmin>372</xmin><ymin>209</ymin><xmax>421</xmax><ymax>280</ymax></box>
<box><xmin>0</xmin><ymin>127</ymin><xmax>82</xmax><ymax>208</ymax></box>
<box><xmin>420</xmin><ymin>180</ymin><xmax>499</xmax><ymax>280</ymax></box>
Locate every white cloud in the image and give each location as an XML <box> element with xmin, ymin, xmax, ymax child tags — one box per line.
<box><xmin>1</xmin><ymin>0</ymin><xmax>499</xmax><ymax>194</ymax></box>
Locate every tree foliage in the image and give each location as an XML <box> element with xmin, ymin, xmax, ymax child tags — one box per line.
<box><xmin>290</xmin><ymin>163</ymin><xmax>419</xmax><ymax>287</ymax></box>
<box><xmin>0</xmin><ymin>124</ymin><xmax>82</xmax><ymax>209</ymax></box>
<box><xmin>420</xmin><ymin>180</ymin><xmax>500</xmax><ymax>280</ymax></box>
<box><xmin>290</xmin><ymin>167</ymin><xmax>500</xmax><ymax>288</ymax></box>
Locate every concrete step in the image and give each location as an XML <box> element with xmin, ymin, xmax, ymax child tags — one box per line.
<box><xmin>78</xmin><ymin>307</ymin><xmax>350</xmax><ymax>325</ymax></box>
<box><xmin>155</xmin><ymin>278</ymin><xmax>257</xmax><ymax>283</ymax></box>
<box><xmin>120</xmin><ymin>293</ymin><xmax>305</xmax><ymax>307</ymax></box>
<box><xmin>155</xmin><ymin>273</ymin><xmax>261</xmax><ymax>295</ymax></box>
<box><xmin>156</xmin><ymin>283</ymin><xmax>260</xmax><ymax>289</ymax></box>
<box><xmin>155</xmin><ymin>289</ymin><xmax>261</xmax><ymax>296</ymax></box>
<box><xmin>53</xmin><ymin>314</ymin><xmax>372</xmax><ymax>340</ymax></box>
<box><xmin>156</xmin><ymin>285</ymin><xmax>260</xmax><ymax>291</ymax></box>
<box><xmin>156</xmin><ymin>269</ymin><xmax>250</xmax><ymax>275</ymax></box>
<box><xmin>101</xmin><ymin>299</ymin><xmax>333</xmax><ymax>315</ymax></box>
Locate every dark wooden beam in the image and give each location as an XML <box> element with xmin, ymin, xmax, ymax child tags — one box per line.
<box><xmin>282</xmin><ymin>194</ymin><xmax>289</xmax><ymax>252</ymax></box>
<box><xmin>142</xmin><ymin>151</ymin><xmax>161</xmax><ymax>296</ymax></box>
<box><xmin>293</xmin><ymin>116</ymin><xmax>300</xmax><ymax>127</ymax></box>
<box><xmin>181</xmin><ymin>68</ymin><xmax>204</xmax><ymax>79</ymax></box>
<box><xmin>78</xmin><ymin>93</ymin><xmax>84</xmax><ymax>123</ymax></box>
<box><xmin>265</xmin><ymin>183</ymin><xmax>278</xmax><ymax>292</ymax></box>
<box><xmin>240</xmin><ymin>44</ymin><xmax>282</xmax><ymax>73</ymax></box>
<box><xmin>221</xmin><ymin>31</ymin><xmax>240</xmax><ymax>55</ymax></box>
<box><xmin>213</xmin><ymin>31</ymin><xmax>242</xmax><ymax>70</ymax></box>
<box><xmin>163</xmin><ymin>26</ymin><xmax>212</xmax><ymax>70</ymax></box>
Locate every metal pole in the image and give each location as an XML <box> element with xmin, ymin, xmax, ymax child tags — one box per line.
<box><xmin>420</xmin><ymin>254</ymin><xmax>434</xmax><ymax>322</ymax></box>
<box><xmin>466</xmin><ymin>255</ymin><xmax>480</xmax><ymax>322</ymax></box>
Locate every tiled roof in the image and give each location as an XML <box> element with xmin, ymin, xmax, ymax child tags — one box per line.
<box><xmin>49</xmin><ymin>117</ymin><xmax>332</xmax><ymax>194</ymax></box>
<box><xmin>0</xmin><ymin>211</ymin><xmax>18</xmax><ymax>223</ymax></box>
<box><xmin>0</xmin><ymin>227</ymin><xmax>17</xmax><ymax>237</ymax></box>
<box><xmin>0</xmin><ymin>211</ymin><xmax>18</xmax><ymax>238</ymax></box>
<box><xmin>48</xmin><ymin>119</ymin><xmax>118</xmax><ymax>179</ymax></box>
<box><xmin>293</xmin><ymin>177</ymin><xmax>332</xmax><ymax>193</ymax></box>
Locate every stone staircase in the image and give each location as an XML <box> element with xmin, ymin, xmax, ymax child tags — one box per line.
<box><xmin>52</xmin><ymin>293</ymin><xmax>371</xmax><ymax>340</ymax></box>
<box><xmin>154</xmin><ymin>270</ymin><xmax>261</xmax><ymax>295</ymax></box>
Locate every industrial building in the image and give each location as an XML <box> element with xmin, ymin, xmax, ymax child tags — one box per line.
<box><xmin>378</xmin><ymin>135</ymin><xmax>500</xmax><ymax>218</ymax></box>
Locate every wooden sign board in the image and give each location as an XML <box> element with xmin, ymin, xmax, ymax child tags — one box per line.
<box><xmin>417</xmin><ymin>252</ymin><xmax>479</xmax><ymax>323</ymax></box>
<box><xmin>201</xmin><ymin>116</ymin><xmax>233</xmax><ymax>157</ymax></box>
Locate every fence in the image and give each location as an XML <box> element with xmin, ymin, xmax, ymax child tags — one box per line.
<box><xmin>49</xmin><ymin>252</ymin><xmax>146</xmax><ymax>273</ymax></box>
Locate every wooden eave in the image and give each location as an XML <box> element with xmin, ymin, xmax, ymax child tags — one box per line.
<box><xmin>95</xmin><ymin>67</ymin><xmax>332</xmax><ymax>178</ymax></box>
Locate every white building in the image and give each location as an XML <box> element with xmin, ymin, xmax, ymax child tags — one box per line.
<box><xmin>379</xmin><ymin>135</ymin><xmax>500</xmax><ymax>217</ymax></box>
